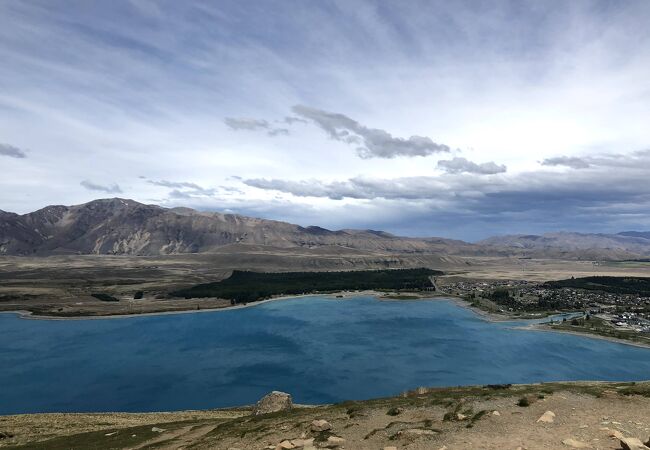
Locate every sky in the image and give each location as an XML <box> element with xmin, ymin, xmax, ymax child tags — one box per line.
<box><xmin>1</xmin><ymin>0</ymin><xmax>650</xmax><ymax>241</ymax></box>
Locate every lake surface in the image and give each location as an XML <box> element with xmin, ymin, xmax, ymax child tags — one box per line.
<box><xmin>1</xmin><ymin>296</ymin><xmax>650</xmax><ymax>415</ymax></box>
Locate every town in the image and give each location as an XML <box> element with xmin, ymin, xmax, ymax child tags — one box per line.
<box><xmin>438</xmin><ymin>278</ymin><xmax>650</xmax><ymax>335</ymax></box>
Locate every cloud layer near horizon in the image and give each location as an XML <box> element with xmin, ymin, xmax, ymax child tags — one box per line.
<box><xmin>1</xmin><ymin>0</ymin><xmax>650</xmax><ymax>240</ymax></box>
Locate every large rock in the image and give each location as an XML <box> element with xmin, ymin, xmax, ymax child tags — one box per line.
<box><xmin>253</xmin><ymin>391</ymin><xmax>293</xmax><ymax>415</ymax></box>
<box><xmin>619</xmin><ymin>437</ymin><xmax>650</xmax><ymax>450</ymax></box>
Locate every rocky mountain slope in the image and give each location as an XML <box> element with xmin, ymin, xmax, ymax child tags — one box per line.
<box><xmin>0</xmin><ymin>198</ymin><xmax>480</xmax><ymax>256</ymax></box>
<box><xmin>3</xmin><ymin>198</ymin><xmax>650</xmax><ymax>260</ymax></box>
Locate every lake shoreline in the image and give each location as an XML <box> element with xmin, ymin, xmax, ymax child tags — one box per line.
<box><xmin>517</xmin><ymin>323</ymin><xmax>650</xmax><ymax>349</ymax></box>
<box><xmin>0</xmin><ymin>290</ymin><xmax>393</xmax><ymax>321</ymax></box>
<box><xmin>3</xmin><ymin>292</ymin><xmax>649</xmax><ymax>350</ymax></box>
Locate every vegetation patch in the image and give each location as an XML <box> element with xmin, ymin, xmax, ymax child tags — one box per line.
<box><xmin>90</xmin><ymin>293</ymin><xmax>119</xmax><ymax>302</ymax></box>
<box><xmin>172</xmin><ymin>268</ymin><xmax>442</xmax><ymax>302</ymax></box>
<box><xmin>545</xmin><ymin>276</ymin><xmax>650</xmax><ymax>295</ymax></box>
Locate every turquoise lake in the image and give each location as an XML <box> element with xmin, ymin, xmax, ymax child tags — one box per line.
<box><xmin>1</xmin><ymin>296</ymin><xmax>649</xmax><ymax>415</ymax></box>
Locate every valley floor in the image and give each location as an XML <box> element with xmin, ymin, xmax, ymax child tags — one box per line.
<box><xmin>1</xmin><ymin>382</ymin><xmax>649</xmax><ymax>450</ymax></box>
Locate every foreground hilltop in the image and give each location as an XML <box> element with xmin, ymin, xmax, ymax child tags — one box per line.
<box><xmin>2</xmin><ymin>381</ymin><xmax>649</xmax><ymax>449</ymax></box>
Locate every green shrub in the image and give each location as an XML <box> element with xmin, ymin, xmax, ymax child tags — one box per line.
<box><xmin>91</xmin><ymin>293</ymin><xmax>119</xmax><ymax>302</ymax></box>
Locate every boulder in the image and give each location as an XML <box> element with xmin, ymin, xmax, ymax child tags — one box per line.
<box><xmin>254</xmin><ymin>391</ymin><xmax>293</xmax><ymax>415</ymax></box>
<box><xmin>537</xmin><ymin>411</ymin><xmax>556</xmax><ymax>423</ymax></box>
<box><xmin>310</xmin><ymin>419</ymin><xmax>332</xmax><ymax>432</ymax></box>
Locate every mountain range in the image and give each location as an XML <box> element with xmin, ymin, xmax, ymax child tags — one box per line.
<box><xmin>2</xmin><ymin>198</ymin><xmax>650</xmax><ymax>260</ymax></box>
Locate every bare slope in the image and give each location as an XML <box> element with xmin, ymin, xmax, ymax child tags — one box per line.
<box><xmin>2</xmin><ymin>381</ymin><xmax>649</xmax><ymax>450</ymax></box>
<box><xmin>0</xmin><ymin>198</ymin><xmax>479</xmax><ymax>256</ymax></box>
<box><xmin>4</xmin><ymin>198</ymin><xmax>650</xmax><ymax>259</ymax></box>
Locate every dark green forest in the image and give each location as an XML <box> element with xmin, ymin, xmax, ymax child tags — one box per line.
<box><xmin>545</xmin><ymin>276</ymin><xmax>650</xmax><ymax>295</ymax></box>
<box><xmin>172</xmin><ymin>268</ymin><xmax>441</xmax><ymax>302</ymax></box>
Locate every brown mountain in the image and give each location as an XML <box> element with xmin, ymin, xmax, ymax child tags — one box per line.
<box><xmin>0</xmin><ymin>198</ymin><xmax>480</xmax><ymax>256</ymax></box>
<box><xmin>3</xmin><ymin>198</ymin><xmax>650</xmax><ymax>260</ymax></box>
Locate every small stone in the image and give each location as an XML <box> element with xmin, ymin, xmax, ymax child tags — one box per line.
<box><xmin>456</xmin><ymin>413</ymin><xmax>467</xmax><ymax>421</ymax></box>
<box><xmin>383</xmin><ymin>447</ymin><xmax>398</xmax><ymax>450</ymax></box>
<box><xmin>562</xmin><ymin>437</ymin><xmax>591</xmax><ymax>448</ymax></box>
<box><xmin>310</xmin><ymin>419</ymin><xmax>332</xmax><ymax>432</ymax></box>
<box><xmin>609</xmin><ymin>430</ymin><xmax>625</xmax><ymax>440</ymax></box>
<box><xmin>325</xmin><ymin>435</ymin><xmax>345</xmax><ymax>447</ymax></box>
<box><xmin>275</xmin><ymin>440</ymin><xmax>295</xmax><ymax>450</ymax></box>
<box><xmin>492</xmin><ymin>410</ymin><xmax>501</xmax><ymax>416</ymax></box>
<box><xmin>151</xmin><ymin>427</ymin><xmax>165</xmax><ymax>433</ymax></box>
<box><xmin>291</xmin><ymin>438</ymin><xmax>314</xmax><ymax>447</ymax></box>
<box><xmin>104</xmin><ymin>431</ymin><xmax>118</xmax><ymax>436</ymax></box>
<box><xmin>398</xmin><ymin>428</ymin><xmax>438</xmax><ymax>437</ymax></box>
<box><xmin>537</xmin><ymin>411</ymin><xmax>556</xmax><ymax>423</ymax></box>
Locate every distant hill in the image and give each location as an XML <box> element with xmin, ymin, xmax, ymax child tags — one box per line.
<box><xmin>618</xmin><ymin>231</ymin><xmax>650</xmax><ymax>240</ymax></box>
<box><xmin>479</xmin><ymin>231</ymin><xmax>650</xmax><ymax>260</ymax></box>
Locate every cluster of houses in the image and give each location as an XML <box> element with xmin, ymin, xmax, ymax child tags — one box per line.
<box><xmin>440</xmin><ymin>278</ymin><xmax>650</xmax><ymax>334</ymax></box>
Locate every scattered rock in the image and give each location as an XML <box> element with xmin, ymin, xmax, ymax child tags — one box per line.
<box><xmin>151</xmin><ymin>427</ymin><xmax>165</xmax><ymax>433</ymax></box>
<box><xmin>537</xmin><ymin>411</ymin><xmax>556</xmax><ymax>423</ymax></box>
<box><xmin>275</xmin><ymin>440</ymin><xmax>295</xmax><ymax>450</ymax></box>
<box><xmin>291</xmin><ymin>438</ymin><xmax>314</xmax><ymax>447</ymax></box>
<box><xmin>609</xmin><ymin>430</ymin><xmax>625</xmax><ymax>440</ymax></box>
<box><xmin>254</xmin><ymin>391</ymin><xmax>293</xmax><ymax>415</ymax></box>
<box><xmin>562</xmin><ymin>437</ymin><xmax>591</xmax><ymax>448</ymax></box>
<box><xmin>325</xmin><ymin>435</ymin><xmax>345</xmax><ymax>447</ymax></box>
<box><xmin>310</xmin><ymin>419</ymin><xmax>331</xmax><ymax>432</ymax></box>
<box><xmin>619</xmin><ymin>437</ymin><xmax>650</xmax><ymax>450</ymax></box>
<box><xmin>398</xmin><ymin>428</ymin><xmax>438</xmax><ymax>437</ymax></box>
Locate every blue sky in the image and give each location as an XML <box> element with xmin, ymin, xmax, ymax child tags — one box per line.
<box><xmin>1</xmin><ymin>0</ymin><xmax>650</xmax><ymax>240</ymax></box>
